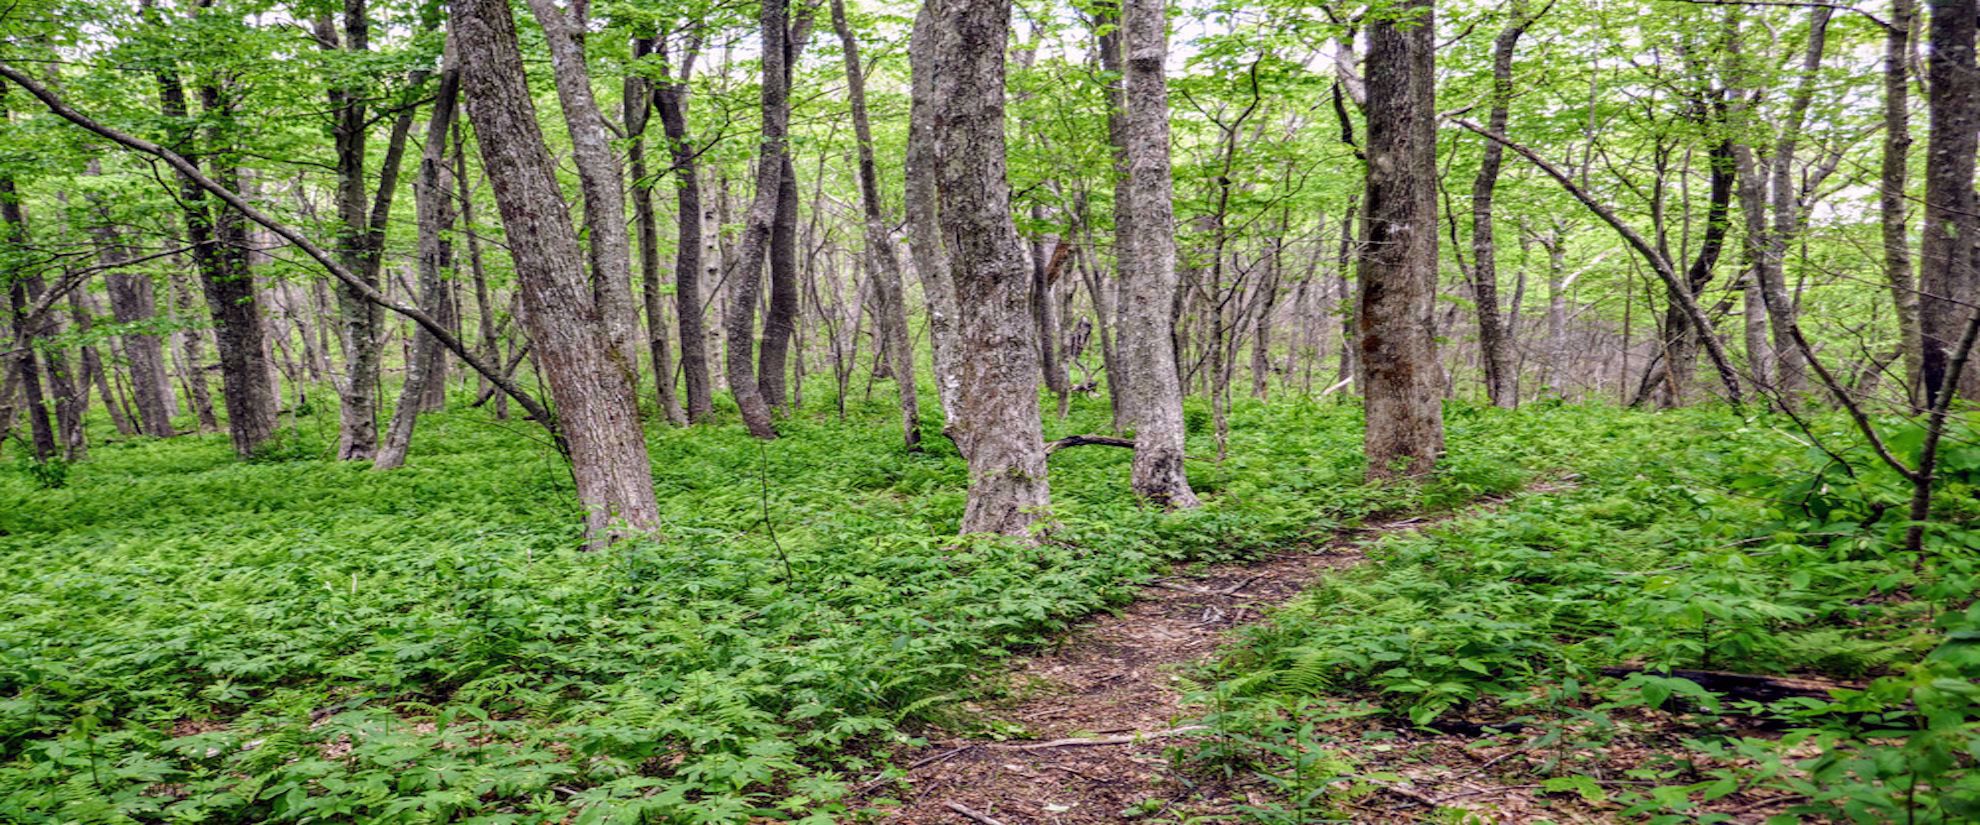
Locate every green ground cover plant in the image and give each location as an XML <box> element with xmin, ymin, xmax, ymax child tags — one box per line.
<box><xmin>0</xmin><ymin>392</ymin><xmax>1574</xmax><ymax>823</ymax></box>
<box><xmin>1189</xmin><ymin>407</ymin><xmax>1980</xmax><ymax>823</ymax></box>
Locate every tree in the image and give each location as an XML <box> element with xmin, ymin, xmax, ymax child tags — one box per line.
<box><xmin>452</xmin><ymin>0</ymin><xmax>662</xmax><ymax>540</ymax></box>
<box><xmin>1110</xmin><ymin>0</ymin><xmax>1199</xmax><ymax>507</ymax></box>
<box><xmin>1467</xmin><ymin>1</ymin><xmax>1544</xmax><ymax>409</ymax></box>
<box><xmin>723</xmin><ymin>0</ymin><xmax>792</xmax><ymax>440</ymax></box>
<box><xmin>651</xmin><ymin>31</ymin><xmax>716</xmax><ymax>423</ymax></box>
<box><xmin>920</xmin><ymin>0</ymin><xmax>1052</xmax><ymax>536</ymax></box>
<box><xmin>831</xmin><ymin>0</ymin><xmax>922</xmax><ymax>451</ymax></box>
<box><xmin>1359</xmin><ymin>0</ymin><xmax>1445</xmax><ymax>479</ymax></box>
<box><xmin>1920</xmin><ymin>0</ymin><xmax>1979</xmax><ymax>403</ymax></box>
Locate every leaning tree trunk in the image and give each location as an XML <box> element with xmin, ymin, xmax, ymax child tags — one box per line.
<box><xmin>375</xmin><ymin>44</ymin><xmax>461</xmax><ymax>471</ymax></box>
<box><xmin>925</xmin><ymin>0</ymin><xmax>1052</xmax><ymax>535</ymax></box>
<box><xmin>526</xmin><ymin>0</ymin><xmax>643</xmax><ymax>393</ymax></box>
<box><xmin>832</xmin><ymin>0</ymin><xmax>922</xmax><ymax>450</ymax></box>
<box><xmin>1920</xmin><ymin>0</ymin><xmax>1979</xmax><ymax>403</ymax></box>
<box><xmin>1359</xmin><ymin>0</ymin><xmax>1445</xmax><ymax>479</ymax></box>
<box><xmin>1468</xmin><ymin>1</ymin><xmax>1538</xmax><ymax>409</ymax></box>
<box><xmin>722</xmin><ymin>0</ymin><xmax>791</xmax><ymax>439</ymax></box>
<box><xmin>653</xmin><ymin>35</ymin><xmax>716</xmax><ymax>423</ymax></box>
<box><xmin>1106</xmin><ymin>0</ymin><xmax>1198</xmax><ymax>508</ymax></box>
<box><xmin>0</xmin><ymin>159</ymin><xmax>56</xmax><ymax>462</ymax></box>
<box><xmin>453</xmin><ymin>0</ymin><xmax>661</xmax><ymax>541</ymax></box>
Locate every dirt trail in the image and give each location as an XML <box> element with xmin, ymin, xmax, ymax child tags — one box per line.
<box><xmin>880</xmin><ymin>488</ymin><xmax>1553</xmax><ymax>825</ymax></box>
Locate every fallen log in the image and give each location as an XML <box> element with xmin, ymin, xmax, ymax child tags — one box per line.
<box><xmin>1600</xmin><ymin>666</ymin><xmax>1858</xmax><ymax>704</ymax></box>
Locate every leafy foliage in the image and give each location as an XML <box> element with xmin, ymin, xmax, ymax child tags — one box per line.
<box><xmin>0</xmin><ymin>391</ymin><xmax>1567</xmax><ymax>822</ymax></box>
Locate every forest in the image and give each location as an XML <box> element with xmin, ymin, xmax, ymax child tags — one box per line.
<box><xmin>1</xmin><ymin>0</ymin><xmax>1978</xmax><ymax>820</ymax></box>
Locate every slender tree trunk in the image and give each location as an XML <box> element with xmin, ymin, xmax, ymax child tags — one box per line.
<box><xmin>653</xmin><ymin>35</ymin><xmax>715</xmax><ymax>423</ymax></box>
<box><xmin>627</xmin><ymin>37</ymin><xmax>687</xmax><ymax>426</ymax></box>
<box><xmin>1360</xmin><ymin>0</ymin><xmax>1445</xmax><ymax>479</ymax></box>
<box><xmin>1883</xmin><ymin>0</ymin><xmax>1924</xmax><ymax>406</ymax></box>
<box><xmin>760</xmin><ymin>154</ymin><xmax>800</xmax><ymax>409</ymax></box>
<box><xmin>925</xmin><ymin>0</ymin><xmax>1052</xmax><ymax>535</ymax></box>
<box><xmin>1920</xmin><ymin>0</ymin><xmax>1978</xmax><ymax>403</ymax></box>
<box><xmin>1468</xmin><ymin>2</ymin><xmax>1537</xmax><ymax>409</ymax></box>
<box><xmin>169</xmin><ymin>273</ymin><xmax>218</xmax><ymax>431</ymax></box>
<box><xmin>454</xmin><ymin>0</ymin><xmax>662</xmax><ymax>540</ymax></box>
<box><xmin>907</xmin><ymin>3</ymin><xmax>963</xmax><ymax>433</ymax></box>
<box><xmin>375</xmin><ymin>44</ymin><xmax>461</xmax><ymax>471</ymax></box>
<box><xmin>832</xmin><ymin>0</ymin><xmax>922</xmax><ymax>449</ymax></box>
<box><xmin>0</xmin><ymin>155</ymin><xmax>56</xmax><ymax>462</ymax></box>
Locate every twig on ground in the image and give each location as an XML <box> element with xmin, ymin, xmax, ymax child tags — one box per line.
<box><xmin>988</xmin><ymin>725</ymin><xmax>1209</xmax><ymax>751</ymax></box>
<box><xmin>945</xmin><ymin>802</ymin><xmax>1009</xmax><ymax>825</ymax></box>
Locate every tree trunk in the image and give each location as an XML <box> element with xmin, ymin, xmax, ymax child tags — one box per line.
<box><xmin>925</xmin><ymin>0</ymin><xmax>1052</xmax><ymax>535</ymax></box>
<box><xmin>1360</xmin><ymin>0</ymin><xmax>1445</xmax><ymax>479</ymax></box>
<box><xmin>0</xmin><ymin>153</ymin><xmax>56</xmax><ymax>462</ymax></box>
<box><xmin>653</xmin><ymin>34</ymin><xmax>715</xmax><ymax>423</ymax></box>
<box><xmin>1883</xmin><ymin>0</ymin><xmax>1924</xmax><ymax>406</ymax></box>
<box><xmin>375</xmin><ymin>44</ymin><xmax>461</xmax><ymax>471</ymax></box>
<box><xmin>627</xmin><ymin>37</ymin><xmax>687</xmax><ymax>427</ymax></box>
<box><xmin>1920</xmin><ymin>0</ymin><xmax>1978</xmax><ymax>403</ymax></box>
<box><xmin>907</xmin><ymin>3</ymin><xmax>963</xmax><ymax>433</ymax></box>
<box><xmin>1109</xmin><ymin>0</ymin><xmax>1199</xmax><ymax>507</ymax></box>
<box><xmin>453</xmin><ymin>0</ymin><xmax>662</xmax><ymax>540</ymax></box>
<box><xmin>525</xmin><ymin>0</ymin><xmax>643</xmax><ymax>392</ymax></box>
<box><xmin>832</xmin><ymin>0</ymin><xmax>922</xmax><ymax>450</ymax></box>
<box><xmin>760</xmin><ymin>153</ymin><xmax>800</xmax><ymax>409</ymax></box>
<box><xmin>722</xmin><ymin>0</ymin><xmax>791</xmax><ymax>439</ymax></box>
<box><xmin>169</xmin><ymin>273</ymin><xmax>218</xmax><ymax>431</ymax></box>
<box><xmin>1468</xmin><ymin>3</ymin><xmax>1537</xmax><ymax>409</ymax></box>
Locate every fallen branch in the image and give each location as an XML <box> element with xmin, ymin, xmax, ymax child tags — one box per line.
<box><xmin>1600</xmin><ymin>666</ymin><xmax>1856</xmax><ymax>703</ymax></box>
<box><xmin>0</xmin><ymin>61</ymin><xmax>557</xmax><ymax>432</ymax></box>
<box><xmin>987</xmin><ymin>725</ymin><xmax>1208</xmax><ymax>751</ymax></box>
<box><xmin>944</xmin><ymin>802</ymin><xmax>1009</xmax><ymax>825</ymax></box>
<box><xmin>1043</xmin><ymin>433</ymin><xmax>1135</xmax><ymax>454</ymax></box>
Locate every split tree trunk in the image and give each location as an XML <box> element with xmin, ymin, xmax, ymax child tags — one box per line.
<box><xmin>722</xmin><ymin>0</ymin><xmax>792</xmax><ymax>439</ymax></box>
<box><xmin>627</xmin><ymin>36</ymin><xmax>687</xmax><ymax>426</ymax></box>
<box><xmin>375</xmin><ymin>43</ymin><xmax>461</xmax><ymax>471</ymax></box>
<box><xmin>453</xmin><ymin>0</ymin><xmax>662</xmax><ymax>540</ymax></box>
<box><xmin>653</xmin><ymin>34</ymin><xmax>716</xmax><ymax>423</ymax></box>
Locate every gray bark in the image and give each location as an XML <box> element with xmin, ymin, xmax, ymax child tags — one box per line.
<box><xmin>1360</xmin><ymin>0</ymin><xmax>1446</xmax><ymax>478</ymax></box>
<box><xmin>1109</xmin><ymin>0</ymin><xmax>1198</xmax><ymax>507</ymax></box>
<box><xmin>832</xmin><ymin>0</ymin><xmax>922</xmax><ymax>450</ymax></box>
<box><xmin>453</xmin><ymin>0</ymin><xmax>662</xmax><ymax>539</ymax></box>
<box><xmin>924</xmin><ymin>0</ymin><xmax>1052</xmax><ymax>535</ymax></box>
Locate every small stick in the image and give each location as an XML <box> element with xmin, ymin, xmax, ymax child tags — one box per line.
<box><xmin>988</xmin><ymin>725</ymin><xmax>1209</xmax><ymax>751</ymax></box>
<box><xmin>945</xmin><ymin>802</ymin><xmax>1009</xmax><ymax>825</ymax></box>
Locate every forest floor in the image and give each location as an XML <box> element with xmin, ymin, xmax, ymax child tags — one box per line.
<box><xmin>876</xmin><ymin>474</ymin><xmax>1830</xmax><ymax>825</ymax></box>
<box><xmin>879</xmin><ymin>485</ymin><xmax>1566</xmax><ymax>824</ymax></box>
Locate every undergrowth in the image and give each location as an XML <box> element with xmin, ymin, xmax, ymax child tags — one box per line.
<box><xmin>1186</xmin><ymin>407</ymin><xmax>1980</xmax><ymax>823</ymax></box>
<box><xmin>0</xmin><ymin>388</ymin><xmax>1572</xmax><ymax>823</ymax></box>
